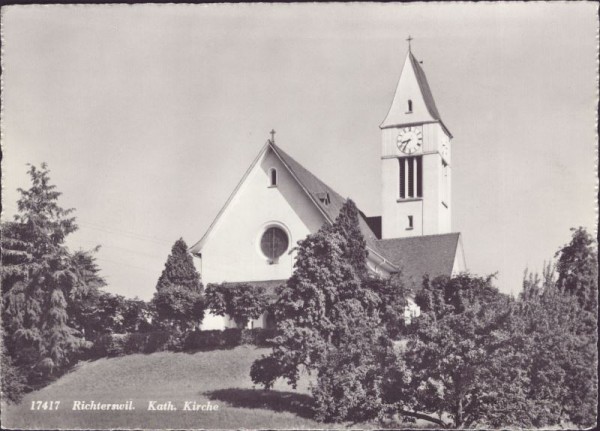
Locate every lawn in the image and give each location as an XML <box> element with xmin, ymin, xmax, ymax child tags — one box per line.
<box><xmin>2</xmin><ymin>346</ymin><xmax>331</xmax><ymax>430</ymax></box>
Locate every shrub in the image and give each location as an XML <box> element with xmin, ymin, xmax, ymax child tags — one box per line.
<box><xmin>90</xmin><ymin>334</ymin><xmax>127</xmax><ymax>357</ymax></box>
<box><xmin>89</xmin><ymin>331</ymin><xmax>171</xmax><ymax>358</ymax></box>
<box><xmin>241</xmin><ymin>328</ymin><xmax>277</xmax><ymax>346</ymax></box>
<box><xmin>183</xmin><ymin>328</ymin><xmax>277</xmax><ymax>351</ymax></box>
<box><xmin>123</xmin><ymin>332</ymin><xmax>171</xmax><ymax>354</ymax></box>
<box><xmin>87</xmin><ymin>328</ymin><xmax>276</xmax><ymax>358</ymax></box>
<box><xmin>205</xmin><ymin>283</ymin><xmax>270</xmax><ymax>328</ymax></box>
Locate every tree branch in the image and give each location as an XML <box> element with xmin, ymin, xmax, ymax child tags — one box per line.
<box><xmin>397</xmin><ymin>408</ymin><xmax>450</xmax><ymax>428</ymax></box>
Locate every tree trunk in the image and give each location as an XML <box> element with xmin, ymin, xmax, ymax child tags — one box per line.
<box><xmin>455</xmin><ymin>398</ymin><xmax>463</xmax><ymax>428</ymax></box>
<box><xmin>397</xmin><ymin>408</ymin><xmax>449</xmax><ymax>428</ymax></box>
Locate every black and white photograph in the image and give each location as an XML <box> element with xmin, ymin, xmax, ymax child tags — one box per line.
<box><xmin>0</xmin><ymin>2</ymin><xmax>597</xmax><ymax>429</ymax></box>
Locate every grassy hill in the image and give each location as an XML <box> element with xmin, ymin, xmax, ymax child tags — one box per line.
<box><xmin>2</xmin><ymin>346</ymin><xmax>334</xmax><ymax>429</ymax></box>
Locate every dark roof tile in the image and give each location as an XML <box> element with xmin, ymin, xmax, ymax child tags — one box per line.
<box><xmin>409</xmin><ymin>52</ymin><xmax>442</xmax><ymax>122</ymax></box>
<box><xmin>376</xmin><ymin>233</ymin><xmax>460</xmax><ymax>287</ymax></box>
<box><xmin>272</xmin><ymin>144</ymin><xmax>387</xmax><ymax>258</ymax></box>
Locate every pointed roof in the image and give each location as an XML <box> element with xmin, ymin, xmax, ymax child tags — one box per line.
<box><xmin>270</xmin><ymin>143</ymin><xmax>392</xmax><ymax>263</ymax></box>
<box><xmin>189</xmin><ymin>141</ymin><xmax>396</xmax><ymax>271</ymax></box>
<box><xmin>380</xmin><ymin>50</ymin><xmax>451</xmax><ymax>137</ymax></box>
<box><xmin>409</xmin><ymin>52</ymin><xmax>442</xmax><ymax>121</ymax></box>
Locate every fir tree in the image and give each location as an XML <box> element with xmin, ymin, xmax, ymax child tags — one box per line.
<box><xmin>1</xmin><ymin>164</ymin><xmax>105</xmax><ymax>380</ymax></box>
<box><xmin>156</xmin><ymin>238</ymin><xmax>202</xmax><ymax>292</ymax></box>
<box><xmin>151</xmin><ymin>238</ymin><xmax>203</xmax><ymax>332</ymax></box>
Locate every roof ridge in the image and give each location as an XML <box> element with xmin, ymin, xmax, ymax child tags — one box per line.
<box><xmin>270</xmin><ymin>143</ymin><xmax>346</xmax><ymax>206</ymax></box>
<box><xmin>271</xmin><ymin>143</ymin><xmax>391</xmax><ymax>262</ymax></box>
<box><xmin>377</xmin><ymin>232</ymin><xmax>460</xmax><ymax>242</ymax></box>
<box><xmin>409</xmin><ymin>51</ymin><xmax>442</xmax><ymax>122</ymax></box>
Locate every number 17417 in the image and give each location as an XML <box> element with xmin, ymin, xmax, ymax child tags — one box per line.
<box><xmin>30</xmin><ymin>401</ymin><xmax>60</xmax><ymax>410</ymax></box>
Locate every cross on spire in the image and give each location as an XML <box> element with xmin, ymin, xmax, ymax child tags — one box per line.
<box><xmin>270</xmin><ymin>129</ymin><xmax>276</xmax><ymax>144</ymax></box>
<box><xmin>406</xmin><ymin>35</ymin><xmax>413</xmax><ymax>52</ymax></box>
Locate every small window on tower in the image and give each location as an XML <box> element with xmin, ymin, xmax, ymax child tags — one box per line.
<box><xmin>269</xmin><ymin>168</ymin><xmax>277</xmax><ymax>187</ymax></box>
<box><xmin>407</xmin><ymin>100</ymin><xmax>413</xmax><ymax>113</ymax></box>
<box><xmin>407</xmin><ymin>215</ymin><xmax>414</xmax><ymax>230</ymax></box>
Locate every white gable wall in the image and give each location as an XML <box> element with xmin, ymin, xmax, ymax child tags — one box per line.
<box><xmin>199</xmin><ymin>147</ymin><xmax>327</xmax><ymax>285</ymax></box>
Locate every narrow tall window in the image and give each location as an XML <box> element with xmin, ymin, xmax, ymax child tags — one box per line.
<box><xmin>399</xmin><ymin>158</ymin><xmax>406</xmax><ymax>199</ymax></box>
<box><xmin>407</xmin><ymin>158</ymin><xmax>414</xmax><ymax>197</ymax></box>
<box><xmin>416</xmin><ymin>156</ymin><xmax>423</xmax><ymax>198</ymax></box>
<box><xmin>399</xmin><ymin>156</ymin><xmax>423</xmax><ymax>199</ymax></box>
<box><xmin>269</xmin><ymin>168</ymin><xmax>277</xmax><ymax>187</ymax></box>
<box><xmin>407</xmin><ymin>99</ymin><xmax>413</xmax><ymax>113</ymax></box>
<box><xmin>408</xmin><ymin>215</ymin><xmax>414</xmax><ymax>229</ymax></box>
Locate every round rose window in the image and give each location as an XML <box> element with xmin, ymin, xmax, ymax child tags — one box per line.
<box><xmin>260</xmin><ymin>226</ymin><xmax>289</xmax><ymax>260</ymax></box>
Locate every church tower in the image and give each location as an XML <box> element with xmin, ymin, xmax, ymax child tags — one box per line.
<box><xmin>380</xmin><ymin>44</ymin><xmax>452</xmax><ymax>239</ymax></box>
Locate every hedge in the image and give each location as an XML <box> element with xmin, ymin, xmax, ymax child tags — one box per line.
<box><xmin>88</xmin><ymin>328</ymin><xmax>277</xmax><ymax>358</ymax></box>
<box><xmin>184</xmin><ymin>328</ymin><xmax>277</xmax><ymax>351</ymax></box>
<box><xmin>88</xmin><ymin>331</ymin><xmax>171</xmax><ymax>358</ymax></box>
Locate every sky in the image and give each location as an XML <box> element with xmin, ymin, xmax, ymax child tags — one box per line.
<box><xmin>1</xmin><ymin>3</ymin><xmax>597</xmax><ymax>300</ymax></box>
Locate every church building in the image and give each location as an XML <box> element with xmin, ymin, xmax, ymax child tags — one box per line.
<box><xmin>190</xmin><ymin>45</ymin><xmax>466</xmax><ymax>330</ymax></box>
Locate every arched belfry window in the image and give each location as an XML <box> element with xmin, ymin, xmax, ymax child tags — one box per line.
<box><xmin>407</xmin><ymin>99</ymin><xmax>413</xmax><ymax>113</ymax></box>
<box><xmin>269</xmin><ymin>168</ymin><xmax>277</xmax><ymax>187</ymax></box>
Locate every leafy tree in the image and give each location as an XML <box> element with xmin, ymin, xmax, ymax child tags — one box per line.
<box><xmin>1</xmin><ymin>164</ymin><xmax>106</xmax><ymax>380</ymax></box>
<box><xmin>555</xmin><ymin>227</ymin><xmax>598</xmax><ymax>312</ymax></box>
<box><xmin>251</xmin><ymin>200</ymin><xmax>386</xmax><ymax>422</ymax></box>
<box><xmin>152</xmin><ymin>284</ymin><xmax>204</xmax><ymax>332</ymax></box>
<box><xmin>156</xmin><ymin>238</ymin><xmax>202</xmax><ymax>292</ymax></box>
<box><xmin>331</xmin><ymin>199</ymin><xmax>368</xmax><ymax>276</ymax></box>
<box><xmin>517</xmin><ymin>257</ymin><xmax>597</xmax><ymax>427</ymax></box>
<box><xmin>151</xmin><ymin>238</ymin><xmax>204</xmax><ymax>333</ymax></box>
<box><xmin>383</xmin><ymin>274</ymin><xmax>529</xmax><ymax>428</ymax></box>
<box><xmin>365</xmin><ymin>273</ymin><xmax>410</xmax><ymax>340</ymax></box>
<box><xmin>311</xmin><ymin>303</ymin><xmax>394</xmax><ymax>422</ymax></box>
<box><xmin>204</xmin><ymin>282</ymin><xmax>270</xmax><ymax>328</ymax></box>
<box><xmin>78</xmin><ymin>292</ymin><xmax>152</xmax><ymax>336</ymax></box>
<box><xmin>120</xmin><ymin>296</ymin><xmax>153</xmax><ymax>332</ymax></box>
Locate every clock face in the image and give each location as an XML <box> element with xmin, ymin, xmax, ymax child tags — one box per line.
<box><xmin>397</xmin><ymin>127</ymin><xmax>423</xmax><ymax>154</ymax></box>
